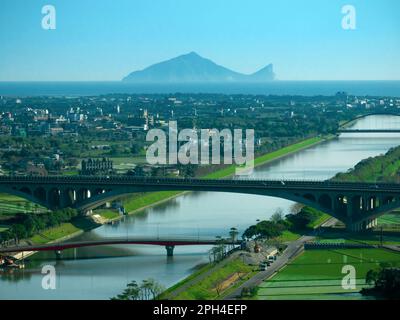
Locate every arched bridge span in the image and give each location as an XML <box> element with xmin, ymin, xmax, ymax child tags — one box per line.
<box><xmin>1</xmin><ymin>175</ymin><xmax>400</xmax><ymax>232</ymax></box>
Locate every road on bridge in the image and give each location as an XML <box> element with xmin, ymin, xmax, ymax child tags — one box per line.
<box><xmin>0</xmin><ymin>237</ymin><xmax>241</xmax><ymax>254</ymax></box>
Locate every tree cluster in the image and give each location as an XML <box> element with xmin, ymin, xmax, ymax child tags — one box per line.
<box><xmin>0</xmin><ymin>208</ymin><xmax>78</xmax><ymax>242</ymax></box>
<box><xmin>111</xmin><ymin>278</ymin><xmax>165</xmax><ymax>300</ymax></box>
<box><xmin>363</xmin><ymin>266</ymin><xmax>400</xmax><ymax>299</ymax></box>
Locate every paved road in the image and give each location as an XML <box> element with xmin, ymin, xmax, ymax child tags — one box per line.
<box><xmin>223</xmin><ymin>235</ymin><xmax>315</xmax><ymax>300</ymax></box>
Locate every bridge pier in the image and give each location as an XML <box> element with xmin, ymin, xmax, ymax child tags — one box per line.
<box><xmin>348</xmin><ymin>218</ymin><xmax>378</xmax><ymax>232</ymax></box>
<box><xmin>165</xmin><ymin>245</ymin><xmax>175</xmax><ymax>257</ymax></box>
<box><xmin>55</xmin><ymin>250</ymin><xmax>63</xmax><ymax>260</ymax></box>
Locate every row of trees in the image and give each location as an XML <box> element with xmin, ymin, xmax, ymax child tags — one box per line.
<box><xmin>111</xmin><ymin>278</ymin><xmax>165</xmax><ymax>300</ymax></box>
<box><xmin>208</xmin><ymin>228</ymin><xmax>239</xmax><ymax>263</ymax></box>
<box><xmin>0</xmin><ymin>208</ymin><xmax>78</xmax><ymax>243</ymax></box>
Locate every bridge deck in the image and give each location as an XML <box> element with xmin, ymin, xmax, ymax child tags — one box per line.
<box><xmin>1</xmin><ymin>175</ymin><xmax>400</xmax><ymax>193</ymax></box>
<box><xmin>0</xmin><ymin>237</ymin><xmax>242</xmax><ymax>253</ymax></box>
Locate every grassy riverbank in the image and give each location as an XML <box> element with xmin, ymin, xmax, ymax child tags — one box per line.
<box><xmin>333</xmin><ymin>144</ymin><xmax>400</xmax><ymax>183</ymax></box>
<box><xmin>123</xmin><ymin>191</ymin><xmax>182</xmax><ymax>213</ymax></box>
<box><xmin>161</xmin><ymin>256</ymin><xmax>257</xmax><ymax>300</ymax></box>
<box><xmin>28</xmin><ymin>217</ymin><xmax>99</xmax><ymax>245</ymax></box>
<box><xmin>95</xmin><ymin>209</ymin><xmax>121</xmax><ymax>221</ymax></box>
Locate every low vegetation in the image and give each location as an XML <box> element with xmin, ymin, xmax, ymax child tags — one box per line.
<box><xmin>242</xmin><ymin>206</ymin><xmax>328</xmax><ymax>241</ymax></box>
<box><xmin>333</xmin><ymin>145</ymin><xmax>400</xmax><ymax>183</ymax></box>
<box><xmin>171</xmin><ymin>257</ymin><xmax>255</xmax><ymax>300</ymax></box>
<box><xmin>362</xmin><ymin>266</ymin><xmax>400</xmax><ymax>299</ymax></box>
<box><xmin>0</xmin><ymin>208</ymin><xmax>79</xmax><ymax>243</ymax></box>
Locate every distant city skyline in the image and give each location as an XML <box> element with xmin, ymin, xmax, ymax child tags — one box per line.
<box><xmin>0</xmin><ymin>0</ymin><xmax>399</xmax><ymax>81</ymax></box>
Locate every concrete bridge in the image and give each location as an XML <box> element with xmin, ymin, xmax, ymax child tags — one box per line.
<box><xmin>0</xmin><ymin>236</ymin><xmax>240</xmax><ymax>257</ymax></box>
<box><xmin>1</xmin><ymin>175</ymin><xmax>400</xmax><ymax>232</ymax></box>
<box><xmin>338</xmin><ymin>112</ymin><xmax>400</xmax><ymax>134</ymax></box>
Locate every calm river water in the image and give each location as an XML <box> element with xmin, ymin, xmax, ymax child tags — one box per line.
<box><xmin>1</xmin><ymin>115</ymin><xmax>400</xmax><ymax>299</ymax></box>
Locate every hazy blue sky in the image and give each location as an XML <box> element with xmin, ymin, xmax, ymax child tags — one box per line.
<box><xmin>0</xmin><ymin>0</ymin><xmax>399</xmax><ymax>81</ymax></box>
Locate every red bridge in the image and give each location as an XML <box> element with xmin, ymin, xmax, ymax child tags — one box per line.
<box><xmin>0</xmin><ymin>237</ymin><xmax>242</xmax><ymax>257</ymax></box>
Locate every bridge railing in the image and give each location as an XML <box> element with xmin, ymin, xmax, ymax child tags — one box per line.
<box><xmin>1</xmin><ymin>175</ymin><xmax>400</xmax><ymax>192</ymax></box>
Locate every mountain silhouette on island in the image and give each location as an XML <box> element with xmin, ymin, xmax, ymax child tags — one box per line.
<box><xmin>122</xmin><ymin>52</ymin><xmax>275</xmax><ymax>83</ymax></box>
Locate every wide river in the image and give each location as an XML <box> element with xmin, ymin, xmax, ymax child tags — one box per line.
<box><xmin>1</xmin><ymin>115</ymin><xmax>400</xmax><ymax>299</ymax></box>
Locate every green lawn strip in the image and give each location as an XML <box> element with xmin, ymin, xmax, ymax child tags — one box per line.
<box><xmin>260</xmin><ymin>278</ymin><xmax>367</xmax><ymax>288</ymax></box>
<box><xmin>171</xmin><ymin>257</ymin><xmax>254</xmax><ymax>300</ymax></box>
<box><xmin>30</xmin><ymin>222</ymin><xmax>81</xmax><ymax>244</ymax></box>
<box><xmin>0</xmin><ymin>193</ymin><xmax>47</xmax><ymax>215</ymax></box>
<box><xmin>0</xmin><ymin>225</ymin><xmax>9</xmax><ymax>232</ymax></box>
<box><xmin>95</xmin><ymin>209</ymin><xmax>120</xmax><ymax>220</ymax></box>
<box><xmin>123</xmin><ymin>191</ymin><xmax>181</xmax><ymax>213</ymax></box>
<box><xmin>253</xmin><ymin>136</ymin><xmax>323</xmax><ymax>168</ymax></box>
<box><xmin>159</xmin><ymin>263</ymin><xmax>213</xmax><ymax>299</ymax></box>
<box><xmin>378</xmin><ymin>212</ymin><xmax>400</xmax><ymax>225</ymax></box>
<box><xmin>256</xmin><ymin>248</ymin><xmax>400</xmax><ymax>299</ymax></box>
<box><xmin>28</xmin><ymin>217</ymin><xmax>99</xmax><ymax>245</ymax></box>
<box><xmin>277</xmin><ymin>230</ymin><xmax>301</xmax><ymax>242</ymax></box>
<box><xmin>347</xmin><ymin>235</ymin><xmax>400</xmax><ymax>245</ymax></box>
<box><xmin>315</xmin><ymin>226</ymin><xmax>400</xmax><ymax>245</ymax></box>
<box><xmin>256</xmin><ymin>293</ymin><xmax>367</xmax><ymax>300</ymax></box>
<box><xmin>308</xmin><ymin>213</ymin><xmax>331</xmax><ymax>229</ymax></box>
<box><xmin>0</xmin><ymin>193</ymin><xmax>29</xmax><ymax>202</ymax></box>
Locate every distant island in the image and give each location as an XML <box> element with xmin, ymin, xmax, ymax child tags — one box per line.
<box><xmin>122</xmin><ymin>52</ymin><xmax>275</xmax><ymax>83</ymax></box>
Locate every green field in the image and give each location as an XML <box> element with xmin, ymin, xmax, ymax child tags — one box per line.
<box><xmin>378</xmin><ymin>211</ymin><xmax>400</xmax><ymax>225</ymax></box>
<box><xmin>308</xmin><ymin>213</ymin><xmax>331</xmax><ymax>228</ymax></box>
<box><xmin>95</xmin><ymin>209</ymin><xmax>120</xmax><ymax>220</ymax></box>
<box><xmin>171</xmin><ymin>257</ymin><xmax>256</xmax><ymax>300</ymax></box>
<box><xmin>316</xmin><ymin>230</ymin><xmax>400</xmax><ymax>245</ymax></box>
<box><xmin>276</xmin><ymin>230</ymin><xmax>301</xmax><ymax>242</ymax></box>
<box><xmin>0</xmin><ymin>193</ymin><xmax>47</xmax><ymax>216</ymax></box>
<box><xmin>257</xmin><ymin>248</ymin><xmax>400</xmax><ymax>300</ymax></box>
<box><xmin>123</xmin><ymin>191</ymin><xmax>181</xmax><ymax>213</ymax></box>
<box><xmin>29</xmin><ymin>222</ymin><xmax>82</xmax><ymax>244</ymax></box>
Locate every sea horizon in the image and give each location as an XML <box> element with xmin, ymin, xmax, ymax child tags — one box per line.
<box><xmin>0</xmin><ymin>80</ymin><xmax>399</xmax><ymax>97</ymax></box>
